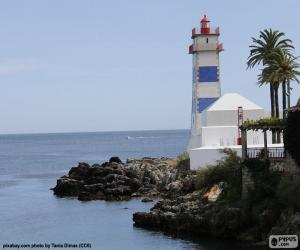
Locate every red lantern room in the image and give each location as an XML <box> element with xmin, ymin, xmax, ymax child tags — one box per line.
<box><xmin>201</xmin><ymin>15</ymin><xmax>210</xmax><ymax>34</ymax></box>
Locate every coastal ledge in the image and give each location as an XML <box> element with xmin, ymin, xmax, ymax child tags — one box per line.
<box><xmin>52</xmin><ymin>157</ymin><xmax>195</xmax><ymax>201</ymax></box>
<box><xmin>52</xmin><ymin>154</ymin><xmax>300</xmax><ymax>245</ymax></box>
<box><xmin>133</xmin><ymin>185</ymin><xmax>300</xmax><ymax>244</ymax></box>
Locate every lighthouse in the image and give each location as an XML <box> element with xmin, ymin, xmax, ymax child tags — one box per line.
<box><xmin>188</xmin><ymin>15</ymin><xmax>223</xmax><ymax>149</ymax></box>
<box><xmin>187</xmin><ymin>16</ymin><xmax>272</xmax><ymax>169</ymax></box>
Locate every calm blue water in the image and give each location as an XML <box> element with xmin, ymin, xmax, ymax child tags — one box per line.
<box><xmin>0</xmin><ymin>130</ymin><xmax>240</xmax><ymax>250</ymax></box>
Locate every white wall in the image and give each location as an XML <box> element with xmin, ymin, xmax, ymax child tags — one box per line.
<box><xmin>201</xmin><ymin>126</ymin><xmax>274</xmax><ymax>147</ymax></box>
<box><xmin>189</xmin><ymin>146</ymin><xmax>242</xmax><ymax>169</ymax></box>
<box><xmin>205</xmin><ymin>109</ymin><xmax>265</xmax><ymax>126</ymax></box>
<box><xmin>196</xmin><ymin>83</ymin><xmax>221</xmax><ymax>98</ymax></box>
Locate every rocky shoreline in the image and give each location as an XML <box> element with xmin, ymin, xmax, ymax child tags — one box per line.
<box><xmin>133</xmin><ymin>188</ymin><xmax>242</xmax><ymax>239</ymax></box>
<box><xmin>52</xmin><ymin>156</ymin><xmax>300</xmax><ymax>246</ymax></box>
<box><xmin>52</xmin><ymin>157</ymin><xmax>195</xmax><ymax>201</ymax></box>
<box><xmin>133</xmin><ymin>187</ymin><xmax>300</xmax><ymax>245</ymax></box>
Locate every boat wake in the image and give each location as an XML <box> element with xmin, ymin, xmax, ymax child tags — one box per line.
<box><xmin>126</xmin><ymin>136</ymin><xmax>160</xmax><ymax>140</ymax></box>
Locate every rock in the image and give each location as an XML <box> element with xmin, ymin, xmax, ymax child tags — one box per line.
<box><xmin>258</xmin><ymin>209</ymin><xmax>279</xmax><ymax>239</ymax></box>
<box><xmin>109</xmin><ymin>156</ymin><xmax>122</xmax><ymax>164</ymax></box>
<box><xmin>202</xmin><ymin>182</ymin><xmax>224</xmax><ymax>202</ymax></box>
<box><xmin>127</xmin><ymin>178</ymin><xmax>142</xmax><ymax>191</ymax></box>
<box><xmin>105</xmin><ymin>174</ymin><xmax>118</xmax><ymax>183</ymax></box>
<box><xmin>270</xmin><ymin>212</ymin><xmax>300</xmax><ymax>237</ymax></box>
<box><xmin>133</xmin><ymin>191</ymin><xmax>242</xmax><ymax>239</ymax></box>
<box><xmin>104</xmin><ymin>186</ymin><xmax>132</xmax><ymax>196</ymax></box>
<box><xmin>53</xmin><ymin>178</ymin><xmax>83</xmax><ymax>196</ymax></box>
<box><xmin>100</xmin><ymin>167</ymin><xmax>115</xmax><ymax>177</ymax></box>
<box><xmin>53</xmin><ymin>156</ymin><xmax>193</xmax><ymax>201</ymax></box>
<box><xmin>141</xmin><ymin>197</ymin><xmax>154</xmax><ymax>203</ymax></box>
<box><xmin>214</xmin><ymin>207</ymin><xmax>241</xmax><ymax>237</ymax></box>
<box><xmin>83</xmin><ymin>183</ymin><xmax>104</xmax><ymax>193</ymax></box>
<box><xmin>78</xmin><ymin>191</ymin><xmax>105</xmax><ymax>201</ymax></box>
<box><xmin>166</xmin><ymin>180</ymin><xmax>183</xmax><ymax>193</ymax></box>
<box><xmin>68</xmin><ymin>163</ymin><xmax>90</xmax><ymax>180</ymax></box>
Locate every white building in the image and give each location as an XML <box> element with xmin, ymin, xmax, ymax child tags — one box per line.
<box><xmin>187</xmin><ymin>16</ymin><xmax>278</xmax><ymax>169</ymax></box>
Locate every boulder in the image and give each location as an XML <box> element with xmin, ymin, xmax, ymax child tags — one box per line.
<box><xmin>68</xmin><ymin>163</ymin><xmax>90</xmax><ymax>180</ymax></box>
<box><xmin>141</xmin><ymin>197</ymin><xmax>154</xmax><ymax>203</ymax></box>
<box><xmin>53</xmin><ymin>178</ymin><xmax>83</xmax><ymax>196</ymax></box>
<box><xmin>109</xmin><ymin>156</ymin><xmax>122</xmax><ymax>164</ymax></box>
<box><xmin>53</xmin><ymin>156</ymin><xmax>191</xmax><ymax>201</ymax></box>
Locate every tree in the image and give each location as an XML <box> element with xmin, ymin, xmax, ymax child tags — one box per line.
<box><xmin>247</xmin><ymin>29</ymin><xmax>294</xmax><ymax>143</ymax></box>
<box><xmin>258</xmin><ymin>49</ymin><xmax>300</xmax><ymax>119</ymax></box>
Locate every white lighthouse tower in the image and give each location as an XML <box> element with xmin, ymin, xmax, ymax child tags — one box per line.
<box><xmin>188</xmin><ymin>15</ymin><xmax>223</xmax><ymax>149</ymax></box>
<box><xmin>187</xmin><ymin>16</ymin><xmax>273</xmax><ymax>169</ymax></box>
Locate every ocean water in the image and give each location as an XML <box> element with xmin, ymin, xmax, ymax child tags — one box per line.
<box><xmin>0</xmin><ymin>130</ymin><xmax>241</xmax><ymax>250</ymax></box>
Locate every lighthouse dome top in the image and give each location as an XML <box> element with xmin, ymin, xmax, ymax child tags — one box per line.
<box><xmin>201</xmin><ymin>15</ymin><xmax>210</xmax><ymax>23</ymax></box>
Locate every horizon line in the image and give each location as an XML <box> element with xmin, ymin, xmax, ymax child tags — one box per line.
<box><xmin>0</xmin><ymin>128</ymin><xmax>190</xmax><ymax>137</ymax></box>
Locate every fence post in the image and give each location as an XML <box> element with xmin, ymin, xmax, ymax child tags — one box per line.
<box><xmin>263</xmin><ymin>129</ymin><xmax>268</xmax><ymax>159</ymax></box>
<box><xmin>242</xmin><ymin>129</ymin><xmax>247</xmax><ymax>159</ymax></box>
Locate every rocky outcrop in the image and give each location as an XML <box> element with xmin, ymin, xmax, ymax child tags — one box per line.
<box><xmin>52</xmin><ymin>157</ymin><xmax>196</xmax><ymax>201</ymax></box>
<box><xmin>133</xmin><ymin>183</ymin><xmax>300</xmax><ymax>242</ymax></box>
<box><xmin>133</xmin><ymin>190</ymin><xmax>241</xmax><ymax>239</ymax></box>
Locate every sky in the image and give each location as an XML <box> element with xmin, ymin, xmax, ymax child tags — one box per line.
<box><xmin>0</xmin><ymin>0</ymin><xmax>299</xmax><ymax>134</ymax></box>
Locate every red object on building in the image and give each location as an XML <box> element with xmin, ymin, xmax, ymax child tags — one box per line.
<box><xmin>237</xmin><ymin>107</ymin><xmax>244</xmax><ymax>145</ymax></box>
<box><xmin>201</xmin><ymin>15</ymin><xmax>210</xmax><ymax>34</ymax></box>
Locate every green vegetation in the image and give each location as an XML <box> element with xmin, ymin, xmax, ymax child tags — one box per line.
<box><xmin>243</xmin><ymin>159</ymin><xmax>281</xmax><ymax>203</ymax></box>
<box><xmin>241</xmin><ymin>117</ymin><xmax>285</xmax><ymax>130</ymax></box>
<box><xmin>247</xmin><ymin>29</ymin><xmax>299</xmax><ymax>143</ymax></box>
<box><xmin>196</xmin><ymin>149</ymin><xmax>242</xmax><ymax>202</ymax></box>
<box><xmin>259</xmin><ymin>48</ymin><xmax>300</xmax><ymax>118</ymax></box>
<box><xmin>176</xmin><ymin>151</ymin><xmax>190</xmax><ymax>172</ymax></box>
<box><xmin>277</xmin><ymin>175</ymin><xmax>300</xmax><ymax>209</ymax></box>
<box><xmin>195</xmin><ymin>151</ymin><xmax>299</xmax><ymax>207</ymax></box>
<box><xmin>176</xmin><ymin>151</ymin><xmax>189</xmax><ymax>164</ymax></box>
<box><xmin>243</xmin><ymin>158</ymin><xmax>300</xmax><ymax>211</ymax></box>
<box><xmin>284</xmin><ymin>109</ymin><xmax>300</xmax><ymax>166</ymax></box>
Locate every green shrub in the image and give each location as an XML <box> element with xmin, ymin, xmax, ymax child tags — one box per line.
<box><xmin>195</xmin><ymin>149</ymin><xmax>242</xmax><ymax>201</ymax></box>
<box><xmin>244</xmin><ymin>158</ymin><xmax>281</xmax><ymax>202</ymax></box>
<box><xmin>176</xmin><ymin>151</ymin><xmax>189</xmax><ymax>163</ymax></box>
<box><xmin>276</xmin><ymin>175</ymin><xmax>300</xmax><ymax>209</ymax></box>
<box><xmin>242</xmin><ymin>118</ymin><xmax>285</xmax><ymax>129</ymax></box>
<box><xmin>243</xmin><ymin>158</ymin><xmax>270</xmax><ymax>171</ymax></box>
<box><xmin>284</xmin><ymin>110</ymin><xmax>300</xmax><ymax>167</ymax></box>
<box><xmin>176</xmin><ymin>151</ymin><xmax>190</xmax><ymax>172</ymax></box>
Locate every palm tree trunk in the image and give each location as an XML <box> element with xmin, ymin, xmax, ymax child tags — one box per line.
<box><xmin>282</xmin><ymin>79</ymin><xmax>287</xmax><ymax>118</ymax></box>
<box><xmin>270</xmin><ymin>84</ymin><xmax>276</xmax><ymax>143</ymax></box>
<box><xmin>287</xmin><ymin>80</ymin><xmax>291</xmax><ymax>108</ymax></box>
<box><xmin>270</xmin><ymin>84</ymin><xmax>275</xmax><ymax>117</ymax></box>
<box><xmin>274</xmin><ymin>85</ymin><xmax>281</xmax><ymax>143</ymax></box>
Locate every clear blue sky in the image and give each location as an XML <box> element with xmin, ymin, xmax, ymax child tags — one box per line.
<box><xmin>0</xmin><ymin>0</ymin><xmax>299</xmax><ymax>134</ymax></box>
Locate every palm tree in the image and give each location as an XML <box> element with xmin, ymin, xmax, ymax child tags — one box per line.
<box><xmin>259</xmin><ymin>49</ymin><xmax>300</xmax><ymax>118</ymax></box>
<box><xmin>247</xmin><ymin>29</ymin><xmax>294</xmax><ymax>143</ymax></box>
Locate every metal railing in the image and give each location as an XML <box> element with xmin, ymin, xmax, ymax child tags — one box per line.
<box><xmin>247</xmin><ymin>147</ymin><xmax>286</xmax><ymax>160</ymax></box>
<box><xmin>192</xmin><ymin>27</ymin><xmax>220</xmax><ymax>37</ymax></box>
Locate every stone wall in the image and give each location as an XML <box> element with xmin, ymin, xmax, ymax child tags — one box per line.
<box><xmin>241</xmin><ymin>167</ymin><xmax>254</xmax><ymax>199</ymax></box>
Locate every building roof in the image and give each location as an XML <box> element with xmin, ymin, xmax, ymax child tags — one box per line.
<box><xmin>206</xmin><ymin>93</ymin><xmax>263</xmax><ymax>111</ymax></box>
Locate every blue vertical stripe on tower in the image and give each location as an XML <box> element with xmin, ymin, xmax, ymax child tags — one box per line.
<box><xmin>197</xmin><ymin>97</ymin><xmax>219</xmax><ymax>113</ymax></box>
<box><xmin>198</xmin><ymin>66</ymin><xmax>218</xmax><ymax>82</ymax></box>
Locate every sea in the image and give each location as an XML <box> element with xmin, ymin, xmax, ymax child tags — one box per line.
<box><xmin>0</xmin><ymin>130</ymin><xmax>245</xmax><ymax>250</ymax></box>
